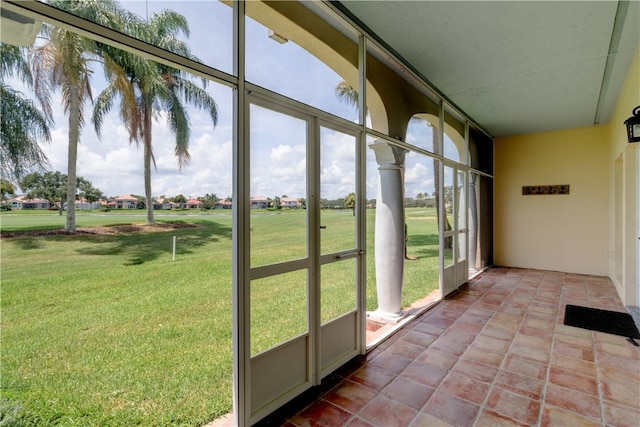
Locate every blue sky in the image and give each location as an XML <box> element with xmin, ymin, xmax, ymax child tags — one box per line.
<box><xmin>15</xmin><ymin>1</ymin><xmax>456</xmax><ymax>201</ymax></box>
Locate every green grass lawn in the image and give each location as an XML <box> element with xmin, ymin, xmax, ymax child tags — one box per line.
<box><xmin>1</xmin><ymin>208</ymin><xmax>440</xmax><ymax>425</ymax></box>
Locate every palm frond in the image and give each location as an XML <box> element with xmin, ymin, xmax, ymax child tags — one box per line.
<box><xmin>0</xmin><ymin>84</ymin><xmax>51</xmax><ymax>180</ymax></box>
<box><xmin>175</xmin><ymin>78</ymin><xmax>219</xmax><ymax>127</ymax></box>
<box><xmin>149</xmin><ymin>10</ymin><xmax>190</xmax><ymax>39</ymax></box>
<box><xmin>92</xmin><ymin>86</ymin><xmax>116</xmax><ymax>138</ymax></box>
<box><xmin>0</xmin><ymin>44</ymin><xmax>32</xmax><ymax>84</ymax></box>
<box><xmin>164</xmin><ymin>90</ymin><xmax>191</xmax><ymax>169</ymax></box>
<box><xmin>335</xmin><ymin>80</ymin><xmax>359</xmax><ymax>108</ymax></box>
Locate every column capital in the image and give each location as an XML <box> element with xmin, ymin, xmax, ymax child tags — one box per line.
<box><xmin>368</xmin><ymin>140</ymin><xmax>406</xmax><ymax>165</ymax></box>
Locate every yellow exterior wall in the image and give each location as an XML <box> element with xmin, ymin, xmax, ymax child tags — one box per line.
<box><xmin>494</xmin><ymin>43</ymin><xmax>639</xmax><ymax>306</ymax></box>
<box><xmin>494</xmin><ymin>126</ymin><xmax>609</xmax><ymax>275</ymax></box>
<box><xmin>609</xmin><ymin>44</ymin><xmax>640</xmax><ymax>157</ymax></box>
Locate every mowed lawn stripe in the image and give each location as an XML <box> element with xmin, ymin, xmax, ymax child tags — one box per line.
<box><xmin>1</xmin><ymin>208</ymin><xmax>440</xmax><ymax>425</ymax></box>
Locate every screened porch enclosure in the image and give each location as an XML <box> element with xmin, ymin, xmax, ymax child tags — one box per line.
<box><xmin>0</xmin><ymin>1</ymin><xmax>494</xmax><ymax>425</ymax></box>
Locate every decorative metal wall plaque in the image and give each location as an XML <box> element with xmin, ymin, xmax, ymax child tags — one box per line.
<box><xmin>522</xmin><ymin>185</ymin><xmax>570</xmax><ymax>195</ymax></box>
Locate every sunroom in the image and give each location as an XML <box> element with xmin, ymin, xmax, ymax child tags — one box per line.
<box><xmin>1</xmin><ymin>1</ymin><xmax>638</xmax><ymax>426</ymax></box>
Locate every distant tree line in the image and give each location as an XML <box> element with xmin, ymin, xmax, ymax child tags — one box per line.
<box><xmin>0</xmin><ymin>0</ymin><xmax>217</xmax><ymax>231</ymax></box>
<box><xmin>1</xmin><ymin>170</ymin><xmax>234</xmax><ymax>212</ymax></box>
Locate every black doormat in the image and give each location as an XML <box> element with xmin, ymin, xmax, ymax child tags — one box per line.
<box><xmin>564</xmin><ymin>305</ymin><xmax>640</xmax><ymax>339</ymax></box>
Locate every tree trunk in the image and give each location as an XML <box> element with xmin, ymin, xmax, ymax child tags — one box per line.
<box><xmin>65</xmin><ymin>86</ymin><xmax>80</xmax><ymax>232</ymax></box>
<box><xmin>468</xmin><ymin>173</ymin><xmax>479</xmax><ymax>270</ymax></box>
<box><xmin>432</xmin><ymin>126</ymin><xmax>452</xmax><ymax>249</ymax></box>
<box><xmin>143</xmin><ymin>101</ymin><xmax>154</xmax><ymax>225</ymax></box>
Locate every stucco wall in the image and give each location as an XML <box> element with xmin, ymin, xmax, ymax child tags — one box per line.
<box><xmin>494</xmin><ymin>126</ymin><xmax>609</xmax><ymax>275</ymax></box>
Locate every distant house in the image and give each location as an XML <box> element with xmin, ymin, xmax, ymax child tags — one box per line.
<box><xmin>215</xmin><ymin>199</ymin><xmax>232</xmax><ymax>209</ymax></box>
<box><xmin>281</xmin><ymin>197</ymin><xmax>301</xmax><ymax>209</ymax></box>
<box><xmin>250</xmin><ymin>196</ymin><xmax>269</xmax><ymax>209</ymax></box>
<box><xmin>186</xmin><ymin>199</ymin><xmax>203</xmax><ymax>209</ymax></box>
<box><xmin>7</xmin><ymin>195</ymin><xmax>52</xmax><ymax>210</ymax></box>
<box><xmin>109</xmin><ymin>195</ymin><xmax>138</xmax><ymax>209</ymax></box>
<box><xmin>153</xmin><ymin>198</ymin><xmax>173</xmax><ymax>210</ymax></box>
<box><xmin>63</xmin><ymin>197</ymin><xmax>100</xmax><ymax>210</ymax></box>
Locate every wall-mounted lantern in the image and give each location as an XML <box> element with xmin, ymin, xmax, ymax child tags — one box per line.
<box><xmin>624</xmin><ymin>106</ymin><xmax>640</xmax><ymax>143</ymax></box>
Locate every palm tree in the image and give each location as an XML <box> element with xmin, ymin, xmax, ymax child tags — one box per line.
<box><xmin>93</xmin><ymin>10</ymin><xmax>218</xmax><ymax>224</ymax></box>
<box><xmin>30</xmin><ymin>25</ymin><xmax>94</xmax><ymax>232</ymax></box>
<box><xmin>0</xmin><ymin>44</ymin><xmax>51</xmax><ymax>182</ymax></box>
<box><xmin>29</xmin><ymin>0</ymin><xmax>131</xmax><ymax>232</ymax></box>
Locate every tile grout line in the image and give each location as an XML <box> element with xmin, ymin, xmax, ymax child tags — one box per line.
<box><xmin>439</xmin><ymin>276</ymin><xmax>500</xmax><ymax>426</ymax></box>
<box><xmin>473</xmin><ymin>271</ymin><xmax>540</xmax><ymax>426</ymax></box>
<box><xmin>369</xmin><ymin>277</ymin><xmax>486</xmax><ymax>427</ymax></box>
<box><xmin>546</xmin><ymin>274</ymin><xmax>608</xmax><ymax>426</ymax></box>
<box><xmin>371</xmin><ymin>294</ymin><xmax>475</xmax><ymax>427</ymax></box>
<box><xmin>587</xmin><ymin>279</ymin><xmax>608</xmax><ymax>427</ymax></box>
<box><xmin>504</xmin><ymin>274</ymin><xmax>541</xmax><ymax>410</ymax></box>
<box><xmin>347</xmin><ymin>304</ymin><xmax>450</xmax><ymax>427</ymax></box>
<box><xmin>401</xmin><ymin>296</ymin><xmax>459</xmax><ymax>427</ymax></box>
<box><xmin>468</xmin><ymin>274</ymin><xmax>508</xmax><ymax>427</ymax></box>
<box><xmin>251</xmin><ymin>269</ymin><xmax>637</xmax><ymax>427</ymax></box>
<box><xmin>535</xmin><ymin>270</ymin><xmax>563</xmax><ymax>427</ymax></box>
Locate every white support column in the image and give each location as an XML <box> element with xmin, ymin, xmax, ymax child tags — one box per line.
<box><xmin>370</xmin><ymin>141</ymin><xmax>406</xmax><ymax>319</ymax></box>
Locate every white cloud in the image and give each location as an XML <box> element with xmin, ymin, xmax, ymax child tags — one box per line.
<box><xmin>270</xmin><ymin>144</ymin><xmax>295</xmax><ymax>163</ymax></box>
<box><xmin>8</xmin><ymin>4</ymin><xmax>446</xmax><ymax>204</ymax></box>
<box><xmin>405</xmin><ymin>161</ymin><xmax>436</xmax><ymax>197</ymax></box>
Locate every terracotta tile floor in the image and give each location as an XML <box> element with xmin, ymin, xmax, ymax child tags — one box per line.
<box><xmin>254</xmin><ymin>267</ymin><xmax>640</xmax><ymax>427</ymax></box>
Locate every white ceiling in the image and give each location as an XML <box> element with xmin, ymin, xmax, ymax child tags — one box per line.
<box><xmin>336</xmin><ymin>1</ymin><xmax>640</xmax><ymax>137</ymax></box>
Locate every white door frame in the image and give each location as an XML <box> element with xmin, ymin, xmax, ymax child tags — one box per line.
<box><xmin>441</xmin><ymin>163</ymin><xmax>470</xmax><ymax>296</ymax></box>
<box><xmin>239</xmin><ymin>89</ymin><xmax>364</xmax><ymax>424</ymax></box>
<box><xmin>636</xmin><ymin>143</ymin><xmax>640</xmax><ymax>306</ymax></box>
